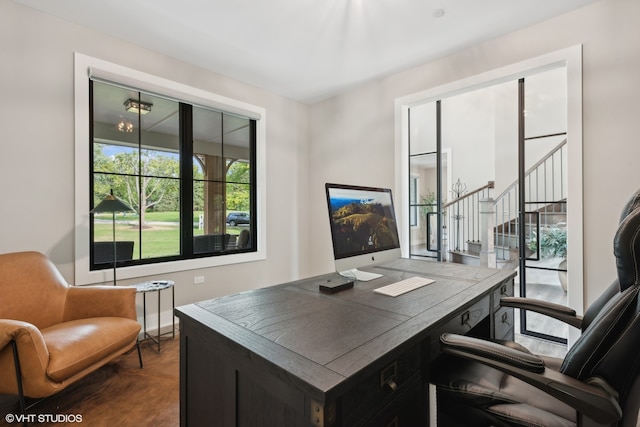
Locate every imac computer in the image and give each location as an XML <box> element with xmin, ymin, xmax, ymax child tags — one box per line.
<box><xmin>325</xmin><ymin>183</ymin><xmax>401</xmax><ymax>281</ymax></box>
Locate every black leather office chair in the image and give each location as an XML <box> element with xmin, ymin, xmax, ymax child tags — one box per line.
<box><xmin>499</xmin><ymin>189</ymin><xmax>640</xmax><ymax>344</ymax></box>
<box><xmin>431</xmin><ymin>198</ymin><xmax>640</xmax><ymax>427</ymax></box>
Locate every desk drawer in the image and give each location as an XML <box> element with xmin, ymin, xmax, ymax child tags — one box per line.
<box><xmin>429</xmin><ymin>294</ymin><xmax>490</xmax><ymax>359</ymax></box>
<box><xmin>494</xmin><ymin>306</ymin><xmax>514</xmax><ymax>341</ymax></box>
<box><xmin>361</xmin><ymin>378</ymin><xmax>422</xmax><ymax>427</ymax></box>
<box><xmin>493</xmin><ymin>279</ymin><xmax>514</xmax><ymax>309</ymax></box>
<box><xmin>341</xmin><ymin>344</ymin><xmax>421</xmax><ymax>426</ymax></box>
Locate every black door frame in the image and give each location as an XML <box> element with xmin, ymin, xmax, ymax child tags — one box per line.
<box><xmin>517</xmin><ymin>77</ymin><xmax>568</xmax><ymax>345</ymax></box>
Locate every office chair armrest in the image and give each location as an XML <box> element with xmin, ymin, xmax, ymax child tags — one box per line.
<box><xmin>440</xmin><ymin>333</ymin><xmax>546</xmax><ymax>372</ymax></box>
<box><xmin>439</xmin><ymin>333</ymin><xmax>622</xmax><ymax>424</ymax></box>
<box><xmin>500</xmin><ymin>296</ymin><xmax>583</xmax><ymax>329</ymax></box>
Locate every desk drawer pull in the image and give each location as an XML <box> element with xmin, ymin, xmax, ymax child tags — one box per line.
<box><xmin>384</xmin><ymin>378</ymin><xmax>398</xmax><ymax>392</ymax></box>
<box><xmin>380</xmin><ymin>361</ymin><xmax>398</xmax><ymax>392</ymax></box>
<box><xmin>461</xmin><ymin>310</ymin><xmax>470</xmax><ymax>325</ymax></box>
<box><xmin>500</xmin><ymin>284</ymin><xmax>509</xmax><ymax>295</ymax></box>
<box><xmin>502</xmin><ymin>312</ymin><xmax>509</xmax><ymax>323</ymax></box>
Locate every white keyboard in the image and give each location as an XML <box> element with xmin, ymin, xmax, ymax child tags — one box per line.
<box><xmin>373</xmin><ymin>276</ymin><xmax>435</xmax><ymax>297</ymax></box>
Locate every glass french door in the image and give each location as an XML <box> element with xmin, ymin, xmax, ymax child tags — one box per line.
<box><xmin>518</xmin><ymin>68</ymin><xmax>569</xmax><ymax>344</ymax></box>
<box><xmin>408</xmin><ymin>101</ymin><xmax>444</xmax><ymax>261</ymax></box>
<box><xmin>406</xmin><ymin>67</ymin><xmax>569</xmax><ymax>344</ymax></box>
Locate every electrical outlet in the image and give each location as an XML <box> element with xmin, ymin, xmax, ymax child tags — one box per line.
<box><xmin>193</xmin><ymin>276</ymin><xmax>205</xmax><ymax>285</ymax></box>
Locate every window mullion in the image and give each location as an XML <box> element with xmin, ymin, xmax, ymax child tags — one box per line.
<box><xmin>180</xmin><ymin>103</ymin><xmax>194</xmax><ymax>256</ymax></box>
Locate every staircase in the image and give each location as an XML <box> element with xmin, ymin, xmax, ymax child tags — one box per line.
<box><xmin>446</xmin><ymin>139</ymin><xmax>567</xmax><ymax>269</ymax></box>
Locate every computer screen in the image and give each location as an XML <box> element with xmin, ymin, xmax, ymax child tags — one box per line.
<box><xmin>325</xmin><ymin>183</ymin><xmax>401</xmax><ymax>280</ymax></box>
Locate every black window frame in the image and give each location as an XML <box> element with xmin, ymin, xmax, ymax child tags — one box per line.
<box><xmin>89</xmin><ymin>79</ymin><xmax>257</xmax><ymax>271</ymax></box>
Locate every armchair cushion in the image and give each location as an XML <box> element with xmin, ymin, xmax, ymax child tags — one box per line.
<box><xmin>43</xmin><ymin>317</ymin><xmax>140</xmax><ymax>382</ymax></box>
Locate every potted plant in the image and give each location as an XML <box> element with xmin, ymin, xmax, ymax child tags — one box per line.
<box><xmin>419</xmin><ymin>190</ymin><xmax>437</xmax><ymax>249</ymax></box>
<box><xmin>420</xmin><ymin>190</ymin><xmax>436</xmax><ymax>215</ymax></box>
<box><xmin>528</xmin><ymin>223</ymin><xmax>567</xmax><ymax>291</ymax></box>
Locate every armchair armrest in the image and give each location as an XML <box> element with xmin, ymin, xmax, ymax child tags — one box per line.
<box><xmin>439</xmin><ymin>333</ymin><xmax>622</xmax><ymax>424</ymax></box>
<box><xmin>500</xmin><ymin>296</ymin><xmax>583</xmax><ymax>329</ymax></box>
<box><xmin>64</xmin><ymin>286</ymin><xmax>137</xmax><ymax>322</ymax></box>
<box><xmin>0</xmin><ymin>319</ymin><xmax>50</xmax><ymax>393</ymax></box>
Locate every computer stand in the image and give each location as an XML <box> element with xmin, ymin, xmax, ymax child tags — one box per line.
<box><xmin>339</xmin><ymin>268</ymin><xmax>382</xmax><ymax>282</ymax></box>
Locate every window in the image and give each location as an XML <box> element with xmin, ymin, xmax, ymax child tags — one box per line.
<box><xmin>75</xmin><ymin>54</ymin><xmax>266</xmax><ymax>285</ymax></box>
<box><xmin>90</xmin><ymin>80</ymin><xmax>256</xmax><ymax>270</ymax></box>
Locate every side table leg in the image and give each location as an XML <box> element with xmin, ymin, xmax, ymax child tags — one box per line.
<box><xmin>143</xmin><ymin>293</ymin><xmax>147</xmax><ymax>339</ymax></box>
<box><xmin>157</xmin><ymin>289</ymin><xmax>161</xmax><ymax>352</ymax></box>
<box><xmin>172</xmin><ymin>285</ymin><xmax>175</xmax><ymax>340</ymax></box>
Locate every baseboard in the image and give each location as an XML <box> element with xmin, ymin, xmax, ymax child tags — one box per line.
<box><xmin>137</xmin><ymin>320</ymin><xmax>178</xmax><ymax>341</ymax></box>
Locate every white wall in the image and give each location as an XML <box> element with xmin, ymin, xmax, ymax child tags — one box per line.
<box><xmin>308</xmin><ymin>82</ymin><xmax>398</xmax><ymax>274</ymax></box>
<box><xmin>441</xmin><ymin>89</ymin><xmax>496</xmax><ymax>194</ymax></box>
<box><xmin>309</xmin><ymin>0</ymin><xmax>640</xmax><ymax>307</ymax></box>
<box><xmin>0</xmin><ymin>1</ymin><xmax>311</xmax><ymax>318</ymax></box>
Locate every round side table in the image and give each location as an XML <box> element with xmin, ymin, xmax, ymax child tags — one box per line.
<box><xmin>134</xmin><ymin>280</ymin><xmax>175</xmax><ymax>352</ymax></box>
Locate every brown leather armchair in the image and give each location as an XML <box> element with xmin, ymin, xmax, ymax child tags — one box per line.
<box><xmin>0</xmin><ymin>251</ymin><xmax>142</xmax><ymax>411</ymax></box>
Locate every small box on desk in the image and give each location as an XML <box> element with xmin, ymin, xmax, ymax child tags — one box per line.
<box><xmin>319</xmin><ymin>277</ymin><xmax>354</xmax><ymax>293</ymax></box>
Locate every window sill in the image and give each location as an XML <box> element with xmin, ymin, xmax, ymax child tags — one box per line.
<box><xmin>75</xmin><ymin>250</ymin><xmax>266</xmax><ymax>286</ymax></box>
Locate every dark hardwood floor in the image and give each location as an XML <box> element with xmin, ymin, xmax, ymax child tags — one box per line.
<box><xmin>0</xmin><ymin>335</ymin><xmax>179</xmax><ymax>427</ymax></box>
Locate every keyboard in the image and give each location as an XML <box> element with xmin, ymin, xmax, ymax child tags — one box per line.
<box><xmin>373</xmin><ymin>276</ymin><xmax>435</xmax><ymax>297</ymax></box>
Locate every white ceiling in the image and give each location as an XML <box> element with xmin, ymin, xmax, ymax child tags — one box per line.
<box><xmin>16</xmin><ymin>0</ymin><xmax>597</xmax><ymax>103</ymax></box>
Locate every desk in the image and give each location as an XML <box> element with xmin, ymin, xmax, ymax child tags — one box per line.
<box><xmin>175</xmin><ymin>259</ymin><xmax>515</xmax><ymax>426</ymax></box>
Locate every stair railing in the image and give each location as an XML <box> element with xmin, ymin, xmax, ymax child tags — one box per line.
<box><xmin>491</xmin><ymin>138</ymin><xmax>567</xmax><ymax>263</ymax></box>
<box><xmin>442</xmin><ymin>181</ymin><xmax>494</xmax><ymax>255</ymax></box>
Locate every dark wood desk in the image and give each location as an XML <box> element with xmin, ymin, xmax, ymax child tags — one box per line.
<box><xmin>175</xmin><ymin>259</ymin><xmax>515</xmax><ymax>426</ymax></box>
